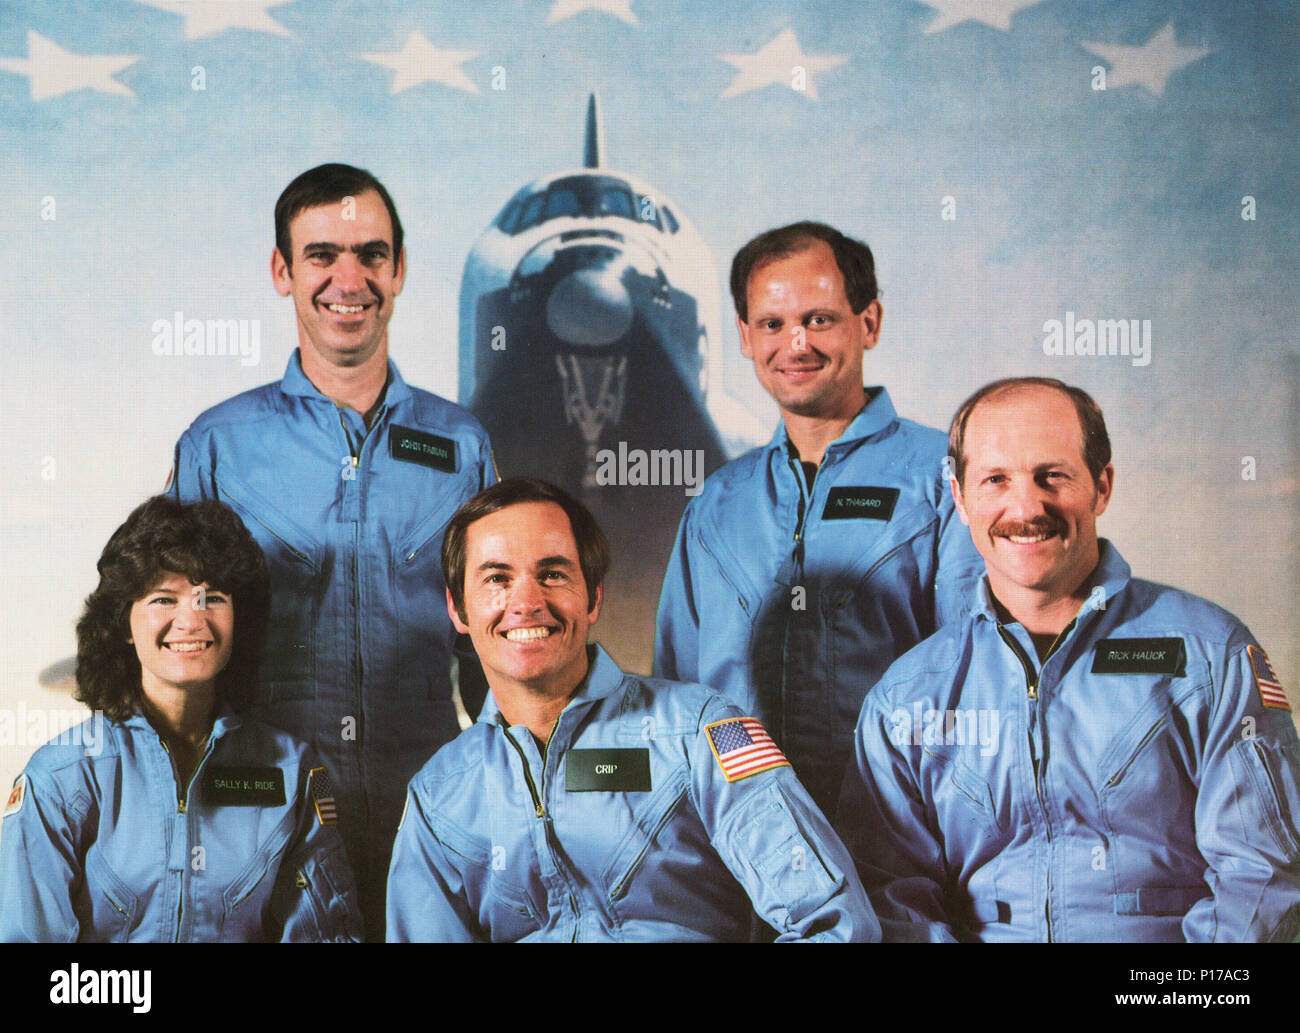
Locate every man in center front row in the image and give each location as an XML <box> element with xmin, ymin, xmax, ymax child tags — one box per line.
<box><xmin>387</xmin><ymin>479</ymin><xmax>876</xmax><ymax>941</ymax></box>
<box><xmin>839</xmin><ymin>377</ymin><xmax>1300</xmax><ymax>941</ymax></box>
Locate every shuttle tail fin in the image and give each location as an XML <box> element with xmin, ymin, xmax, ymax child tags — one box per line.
<box><xmin>584</xmin><ymin>92</ymin><xmax>604</xmax><ymax>169</ymax></box>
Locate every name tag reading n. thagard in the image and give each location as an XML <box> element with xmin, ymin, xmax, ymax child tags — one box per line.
<box><xmin>389</xmin><ymin>425</ymin><xmax>457</xmax><ymax>473</ymax></box>
<box><xmin>822</xmin><ymin>486</ymin><xmax>899</xmax><ymax>521</ymax></box>
<box><xmin>565</xmin><ymin>749</ymin><xmax>651</xmax><ymax>792</ymax></box>
<box><xmin>204</xmin><ymin>766</ymin><xmax>286</xmax><ymax>806</ymax></box>
<box><xmin>1091</xmin><ymin>638</ymin><xmax>1186</xmax><ymax>676</ymax></box>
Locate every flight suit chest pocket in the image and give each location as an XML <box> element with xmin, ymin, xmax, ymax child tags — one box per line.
<box><xmin>219</xmin><ymin>807</ymin><xmax>297</xmax><ymax>941</ymax></box>
<box><xmin>431</xmin><ymin>813</ymin><xmax>544</xmax><ymax>937</ymax></box>
<box><xmin>815</xmin><ymin>493</ymin><xmax>935</xmax><ymax>585</ymax></box>
<box><xmin>922</xmin><ymin>748</ymin><xmax>1002</xmax><ymax>839</ymax></box>
<box><xmin>84</xmin><ymin>843</ymin><xmax>139</xmax><ymax>943</ymax></box>
<box><xmin>216</xmin><ymin>476</ymin><xmax>320</xmax><ymax>702</ymax></box>
<box><xmin>603</xmin><ymin>765</ymin><xmax>689</xmax><ymax>903</ymax></box>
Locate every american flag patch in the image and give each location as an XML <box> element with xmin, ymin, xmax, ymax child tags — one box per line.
<box><xmin>4</xmin><ymin>774</ymin><xmax>24</xmax><ymax>818</ymax></box>
<box><xmin>308</xmin><ymin>766</ymin><xmax>338</xmax><ymax>826</ymax></box>
<box><xmin>1249</xmin><ymin>645</ymin><xmax>1290</xmax><ymax>711</ymax></box>
<box><xmin>706</xmin><ymin>717</ymin><xmax>790</xmax><ymax>782</ymax></box>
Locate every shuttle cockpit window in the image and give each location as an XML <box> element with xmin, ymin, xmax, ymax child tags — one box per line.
<box><xmin>500</xmin><ymin>176</ymin><xmax>677</xmax><ymax>235</ymax></box>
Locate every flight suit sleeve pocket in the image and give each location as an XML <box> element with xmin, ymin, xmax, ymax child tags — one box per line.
<box><xmin>727</xmin><ymin>783</ymin><xmax>841</xmax><ymax>930</ymax></box>
<box><xmin>1235</xmin><ymin>738</ymin><xmax>1300</xmax><ymax>859</ymax></box>
<box><xmin>295</xmin><ymin>839</ymin><xmax>362</xmax><ymax>942</ymax></box>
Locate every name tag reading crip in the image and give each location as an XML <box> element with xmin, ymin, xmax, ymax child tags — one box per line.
<box><xmin>822</xmin><ymin>486</ymin><xmax>899</xmax><ymax>521</ymax></box>
<box><xmin>390</xmin><ymin>425</ymin><xmax>457</xmax><ymax>473</ymax></box>
<box><xmin>1091</xmin><ymin>638</ymin><xmax>1185</xmax><ymax>676</ymax></box>
<box><xmin>204</xmin><ymin>766</ymin><xmax>285</xmax><ymax>806</ymax></box>
<box><xmin>565</xmin><ymin>749</ymin><xmax>651</xmax><ymax>792</ymax></box>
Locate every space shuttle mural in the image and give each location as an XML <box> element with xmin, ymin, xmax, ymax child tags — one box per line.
<box><xmin>459</xmin><ymin>95</ymin><xmax>762</xmax><ymax>672</ymax></box>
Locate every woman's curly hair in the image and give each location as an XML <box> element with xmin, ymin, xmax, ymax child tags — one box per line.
<box><xmin>75</xmin><ymin>496</ymin><xmax>270</xmax><ymax>721</ymax></box>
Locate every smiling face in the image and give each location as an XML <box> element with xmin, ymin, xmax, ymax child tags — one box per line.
<box><xmin>127</xmin><ymin>572</ymin><xmax>235</xmax><ymax>702</ymax></box>
<box><xmin>738</xmin><ymin>240</ymin><xmax>880</xmax><ymax>423</ymax></box>
<box><xmin>271</xmin><ymin>189</ymin><xmax>406</xmax><ymax>371</ymax></box>
<box><xmin>953</xmin><ymin>385</ymin><xmax>1113</xmax><ymax>616</ymax></box>
<box><xmin>447</xmin><ymin>501</ymin><xmax>600</xmax><ymax>699</ymax></box>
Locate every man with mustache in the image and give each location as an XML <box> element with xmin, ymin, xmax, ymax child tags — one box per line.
<box><xmin>387</xmin><ymin>478</ymin><xmax>876</xmax><ymax>941</ymax></box>
<box><xmin>169</xmin><ymin>164</ymin><xmax>495</xmax><ymax>938</ymax></box>
<box><xmin>655</xmin><ymin>222</ymin><xmax>983</xmax><ymax>815</ymax></box>
<box><xmin>838</xmin><ymin>377</ymin><xmax>1300</xmax><ymax>941</ymax></box>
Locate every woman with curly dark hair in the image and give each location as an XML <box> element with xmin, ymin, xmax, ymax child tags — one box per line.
<box><xmin>0</xmin><ymin>497</ymin><xmax>360</xmax><ymax>942</ymax></box>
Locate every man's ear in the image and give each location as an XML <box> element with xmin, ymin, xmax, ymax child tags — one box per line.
<box><xmin>950</xmin><ymin>474</ymin><xmax>971</xmax><ymax>527</ymax></box>
<box><xmin>271</xmin><ymin>247</ymin><xmax>292</xmax><ymax>297</ymax></box>
<box><xmin>445</xmin><ymin>587</ymin><xmax>470</xmax><ymax>635</ymax></box>
<box><xmin>737</xmin><ymin>313</ymin><xmax>754</xmax><ymax>358</ymax></box>
<box><xmin>391</xmin><ymin>246</ymin><xmax>406</xmax><ymax>297</ymax></box>
<box><xmin>1092</xmin><ymin>463</ymin><xmax>1115</xmax><ymax>517</ymax></box>
<box><xmin>860</xmin><ymin>299</ymin><xmax>883</xmax><ymax>352</ymax></box>
<box><xmin>586</xmin><ymin>583</ymin><xmax>602</xmax><ymax>626</ymax></box>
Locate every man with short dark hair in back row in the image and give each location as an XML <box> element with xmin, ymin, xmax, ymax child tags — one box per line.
<box><xmin>839</xmin><ymin>377</ymin><xmax>1300</xmax><ymax>941</ymax></box>
<box><xmin>387</xmin><ymin>478</ymin><xmax>877</xmax><ymax>941</ymax></box>
<box><xmin>656</xmin><ymin>222</ymin><xmax>984</xmax><ymax>815</ymax></box>
<box><xmin>171</xmin><ymin>164</ymin><xmax>496</xmax><ymax>938</ymax></box>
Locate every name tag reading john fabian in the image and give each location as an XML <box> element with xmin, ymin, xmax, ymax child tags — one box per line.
<box><xmin>389</xmin><ymin>425</ymin><xmax>457</xmax><ymax>473</ymax></box>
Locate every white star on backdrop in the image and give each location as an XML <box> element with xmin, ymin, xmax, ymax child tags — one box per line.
<box><xmin>920</xmin><ymin>0</ymin><xmax>1046</xmax><ymax>35</ymax></box>
<box><xmin>547</xmin><ymin>0</ymin><xmax>639</xmax><ymax>26</ymax></box>
<box><xmin>719</xmin><ymin>29</ymin><xmax>847</xmax><ymax>101</ymax></box>
<box><xmin>134</xmin><ymin>0</ymin><xmax>293</xmax><ymax>40</ymax></box>
<box><xmin>0</xmin><ymin>30</ymin><xmax>139</xmax><ymax>101</ymax></box>
<box><xmin>1081</xmin><ymin>23</ymin><xmax>1212</xmax><ymax>97</ymax></box>
<box><xmin>359</xmin><ymin>31</ymin><xmax>481</xmax><ymax>94</ymax></box>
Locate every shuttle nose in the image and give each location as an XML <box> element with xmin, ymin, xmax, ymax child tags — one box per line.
<box><xmin>545</xmin><ymin>266</ymin><xmax>634</xmax><ymax>347</ymax></box>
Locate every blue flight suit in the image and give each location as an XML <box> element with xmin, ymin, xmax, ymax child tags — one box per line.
<box><xmin>171</xmin><ymin>350</ymin><xmax>495</xmax><ymax>935</ymax></box>
<box><xmin>655</xmin><ymin>387</ymin><xmax>984</xmax><ymax>813</ymax></box>
<box><xmin>0</xmin><ymin>707</ymin><xmax>359</xmax><ymax>942</ymax></box>
<box><xmin>839</xmin><ymin>541</ymin><xmax>1300</xmax><ymax>942</ymax></box>
<box><xmin>386</xmin><ymin>646</ymin><xmax>878</xmax><ymax>942</ymax></box>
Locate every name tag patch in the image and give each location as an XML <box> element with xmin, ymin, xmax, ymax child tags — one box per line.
<box><xmin>822</xmin><ymin>486</ymin><xmax>899</xmax><ymax>521</ymax></box>
<box><xmin>565</xmin><ymin>749</ymin><xmax>651</xmax><ymax>792</ymax></box>
<box><xmin>390</xmin><ymin>425</ymin><xmax>457</xmax><ymax>473</ymax></box>
<box><xmin>1091</xmin><ymin>638</ymin><xmax>1185</xmax><ymax>676</ymax></box>
<box><xmin>204</xmin><ymin>766</ymin><xmax>285</xmax><ymax>806</ymax></box>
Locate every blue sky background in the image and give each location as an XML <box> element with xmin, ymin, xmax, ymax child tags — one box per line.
<box><xmin>2</xmin><ymin>0</ymin><xmax>1296</xmax><ymax>787</ymax></box>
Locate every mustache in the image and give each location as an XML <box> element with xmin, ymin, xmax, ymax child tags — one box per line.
<box><xmin>990</xmin><ymin>516</ymin><xmax>1066</xmax><ymax>539</ymax></box>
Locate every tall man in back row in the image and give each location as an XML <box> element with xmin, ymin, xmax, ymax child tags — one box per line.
<box><xmin>655</xmin><ymin>222</ymin><xmax>983</xmax><ymax>813</ymax></box>
<box><xmin>840</xmin><ymin>377</ymin><xmax>1300</xmax><ymax>941</ymax></box>
<box><xmin>171</xmin><ymin>164</ymin><xmax>496</xmax><ymax>937</ymax></box>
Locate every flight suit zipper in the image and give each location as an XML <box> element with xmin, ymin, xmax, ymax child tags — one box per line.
<box><xmin>337</xmin><ymin>404</ymin><xmax>386</xmax><ymax>838</ymax></box>
<box><xmin>994</xmin><ymin>618</ymin><xmax>1076</xmax><ymax>942</ymax></box>
<box><xmin>160</xmin><ymin>736</ymin><xmax>216</xmax><ymax>941</ymax></box>
<box><xmin>500</xmin><ymin>716</ymin><xmax>560</xmax><ymax>818</ymax></box>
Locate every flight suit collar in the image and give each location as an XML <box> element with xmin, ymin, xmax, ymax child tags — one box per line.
<box><xmin>119</xmin><ymin>697</ymin><xmax>244</xmax><ymax>742</ymax></box>
<box><xmin>278</xmin><ymin>348</ymin><xmax>413</xmax><ymax>408</ymax></box>
<box><xmin>972</xmin><ymin>538</ymin><xmax>1133</xmax><ymax>632</ymax></box>
<box><xmin>765</xmin><ymin>386</ymin><xmax>897</xmax><ymax>461</ymax></box>
<box><xmin>477</xmin><ymin>644</ymin><xmax>627</xmax><ymax>727</ymax></box>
